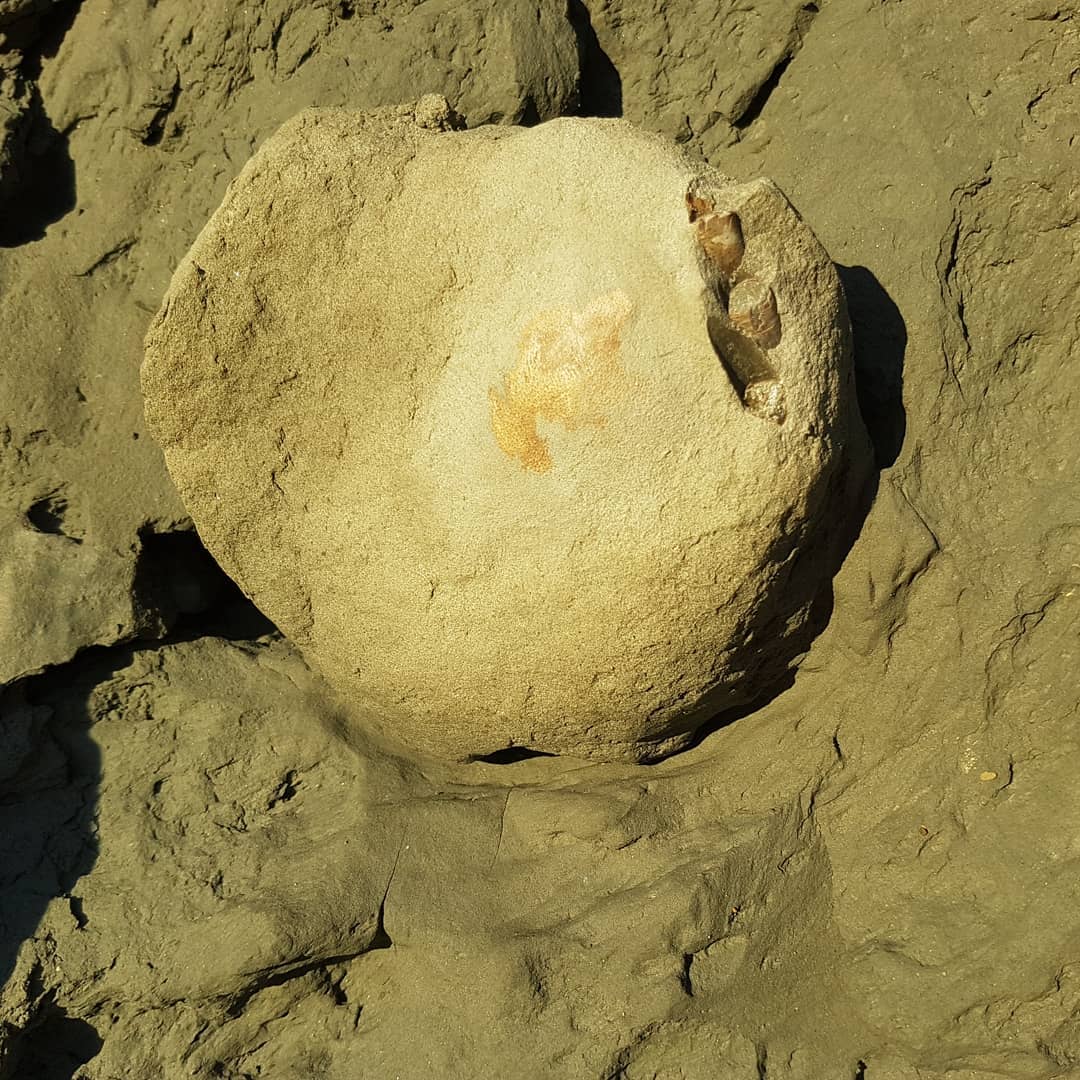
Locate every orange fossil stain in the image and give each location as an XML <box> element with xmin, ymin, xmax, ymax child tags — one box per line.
<box><xmin>489</xmin><ymin>290</ymin><xmax>633</xmax><ymax>473</ymax></box>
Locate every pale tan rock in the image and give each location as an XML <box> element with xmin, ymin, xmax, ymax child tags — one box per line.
<box><xmin>142</xmin><ymin>102</ymin><xmax>869</xmax><ymax>762</ymax></box>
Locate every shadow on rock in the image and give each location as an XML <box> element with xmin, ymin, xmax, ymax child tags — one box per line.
<box><xmin>3</xmin><ymin>996</ymin><xmax>103</xmax><ymax>1080</ymax></box>
<box><xmin>568</xmin><ymin>0</ymin><xmax>622</xmax><ymax>117</ymax></box>
<box><xmin>0</xmin><ymin>664</ymin><xmax>102</xmax><ymax>1079</ymax></box>
<box><xmin>132</xmin><ymin>526</ymin><xmax>279</xmax><ymax>644</ymax></box>
<box><xmin>0</xmin><ymin>89</ymin><xmax>76</xmax><ymax>247</ymax></box>
<box><xmin>0</xmin><ymin>530</ymin><xmax>275</xmax><ymax>1078</ymax></box>
<box><xmin>838</xmin><ymin>264</ymin><xmax>908</xmax><ymax>469</ymax></box>
<box><xmin>0</xmin><ymin>1</ymin><xmax>83</xmax><ymax>248</ymax></box>
<box><xmin>655</xmin><ymin>468</ymin><xmax>874</xmax><ymax>762</ymax></box>
<box><xmin>665</xmin><ymin>270</ymin><xmax>908</xmax><ymax>759</ymax></box>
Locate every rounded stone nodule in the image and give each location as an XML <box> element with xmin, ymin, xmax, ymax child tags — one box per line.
<box><xmin>729</xmin><ymin>277</ymin><xmax>781</xmax><ymax>350</ymax></box>
<box><xmin>141</xmin><ymin>108</ymin><xmax>869</xmax><ymax>765</ymax></box>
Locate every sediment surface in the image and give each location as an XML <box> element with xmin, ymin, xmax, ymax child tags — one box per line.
<box><xmin>1</xmin><ymin>2</ymin><xmax>1078</xmax><ymax>1077</ymax></box>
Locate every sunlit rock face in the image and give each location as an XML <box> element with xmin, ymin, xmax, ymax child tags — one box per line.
<box><xmin>142</xmin><ymin>98</ymin><xmax>870</xmax><ymax>763</ymax></box>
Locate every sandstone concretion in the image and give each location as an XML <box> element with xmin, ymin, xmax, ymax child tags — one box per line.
<box><xmin>142</xmin><ymin>98</ymin><xmax>869</xmax><ymax>763</ymax></box>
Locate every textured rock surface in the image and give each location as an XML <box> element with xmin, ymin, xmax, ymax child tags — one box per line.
<box><xmin>0</xmin><ymin>0</ymin><xmax>581</xmax><ymax>685</ymax></box>
<box><xmin>1</xmin><ymin>0</ymin><xmax>1079</xmax><ymax>1077</ymax></box>
<box><xmin>576</xmin><ymin>0</ymin><xmax>820</xmax><ymax>155</ymax></box>
<box><xmin>142</xmin><ymin>105</ymin><xmax>868</xmax><ymax>763</ymax></box>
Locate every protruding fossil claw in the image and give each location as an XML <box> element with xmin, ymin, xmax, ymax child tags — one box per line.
<box><xmin>695</xmin><ymin>211</ymin><xmax>744</xmax><ymax>278</ymax></box>
<box><xmin>729</xmin><ymin>277</ymin><xmax>781</xmax><ymax>349</ymax></box>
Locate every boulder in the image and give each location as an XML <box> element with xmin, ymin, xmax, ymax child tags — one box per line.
<box><xmin>143</xmin><ymin>99</ymin><xmax>869</xmax><ymax>762</ymax></box>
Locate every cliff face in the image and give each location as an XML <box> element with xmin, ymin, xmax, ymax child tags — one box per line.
<box><xmin>1</xmin><ymin>2</ymin><xmax>1078</xmax><ymax>1078</ymax></box>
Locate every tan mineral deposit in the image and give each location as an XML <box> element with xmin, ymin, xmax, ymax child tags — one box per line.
<box><xmin>142</xmin><ymin>96</ymin><xmax>870</xmax><ymax>763</ymax></box>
